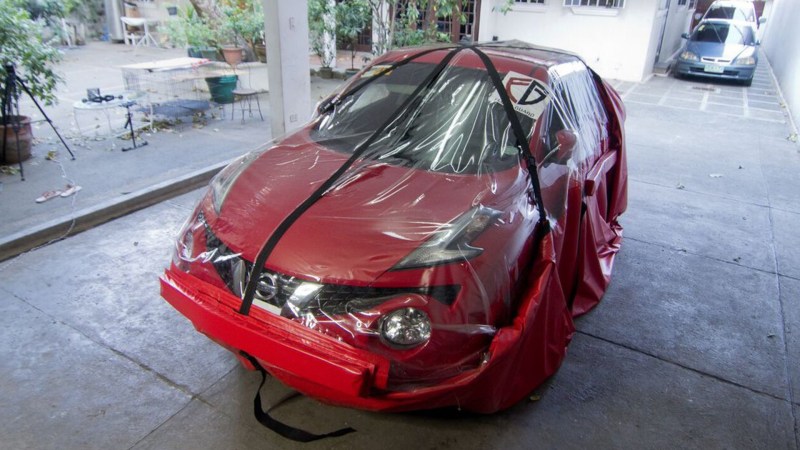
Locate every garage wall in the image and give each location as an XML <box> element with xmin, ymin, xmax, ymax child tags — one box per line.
<box><xmin>761</xmin><ymin>0</ymin><xmax>800</xmax><ymax>132</ymax></box>
<box><xmin>656</xmin><ymin>2</ymin><xmax>695</xmax><ymax>65</ymax></box>
<box><xmin>477</xmin><ymin>0</ymin><xmax>660</xmax><ymax>81</ymax></box>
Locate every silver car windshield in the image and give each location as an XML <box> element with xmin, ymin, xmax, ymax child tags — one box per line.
<box><xmin>693</xmin><ymin>22</ymin><xmax>755</xmax><ymax>45</ymax></box>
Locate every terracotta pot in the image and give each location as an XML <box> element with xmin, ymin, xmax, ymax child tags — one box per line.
<box><xmin>0</xmin><ymin>115</ymin><xmax>32</xmax><ymax>164</ymax></box>
<box><xmin>222</xmin><ymin>47</ymin><xmax>244</xmax><ymax>67</ymax></box>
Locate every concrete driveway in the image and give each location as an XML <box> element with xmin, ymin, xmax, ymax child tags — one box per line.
<box><xmin>0</xmin><ymin>59</ymin><xmax>798</xmax><ymax>448</ymax></box>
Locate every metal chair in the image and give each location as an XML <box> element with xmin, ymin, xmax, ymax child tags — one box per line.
<box><xmin>229</xmin><ymin>64</ymin><xmax>264</xmax><ymax>123</ymax></box>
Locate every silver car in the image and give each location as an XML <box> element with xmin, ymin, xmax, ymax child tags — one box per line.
<box><xmin>674</xmin><ymin>19</ymin><xmax>758</xmax><ymax>86</ymax></box>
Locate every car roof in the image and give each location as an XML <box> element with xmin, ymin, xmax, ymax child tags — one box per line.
<box><xmin>379</xmin><ymin>40</ymin><xmax>585</xmax><ymax>77</ymax></box>
<box><xmin>698</xmin><ymin>18</ymin><xmax>757</xmax><ymax>29</ymax></box>
<box><xmin>704</xmin><ymin>0</ymin><xmax>757</xmax><ymax>21</ymax></box>
<box><xmin>710</xmin><ymin>0</ymin><xmax>754</xmax><ymax>5</ymax></box>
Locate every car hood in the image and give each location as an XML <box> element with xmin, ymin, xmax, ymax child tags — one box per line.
<box><xmin>208</xmin><ymin>132</ymin><xmax>521</xmax><ymax>282</ymax></box>
<box><xmin>688</xmin><ymin>41</ymin><xmax>752</xmax><ymax>61</ymax></box>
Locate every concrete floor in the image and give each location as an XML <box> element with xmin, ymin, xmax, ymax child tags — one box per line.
<box><xmin>1</xmin><ymin>58</ymin><xmax>799</xmax><ymax>448</ymax></box>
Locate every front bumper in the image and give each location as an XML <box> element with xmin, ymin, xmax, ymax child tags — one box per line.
<box><xmin>161</xmin><ymin>242</ymin><xmax>575</xmax><ymax>413</ymax></box>
<box><xmin>674</xmin><ymin>60</ymin><xmax>755</xmax><ymax>82</ymax></box>
<box><xmin>161</xmin><ymin>268</ymin><xmax>390</xmax><ymax>397</ymax></box>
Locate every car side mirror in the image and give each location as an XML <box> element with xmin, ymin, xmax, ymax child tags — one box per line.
<box><xmin>681</xmin><ymin>32</ymin><xmax>690</xmax><ymax>39</ymax></box>
<box><xmin>555</xmin><ymin>129</ymin><xmax>577</xmax><ymax>162</ymax></box>
<box><xmin>758</xmin><ymin>16</ymin><xmax>767</xmax><ymax>25</ymax></box>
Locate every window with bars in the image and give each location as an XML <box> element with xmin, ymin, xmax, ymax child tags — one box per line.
<box><xmin>515</xmin><ymin>0</ymin><xmax>546</xmax><ymax>4</ymax></box>
<box><xmin>677</xmin><ymin>0</ymin><xmax>688</xmax><ymax>6</ymax></box>
<box><xmin>563</xmin><ymin>0</ymin><xmax>625</xmax><ymax>7</ymax></box>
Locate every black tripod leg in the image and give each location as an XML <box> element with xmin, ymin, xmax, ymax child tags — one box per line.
<box><xmin>16</xmin><ymin>78</ymin><xmax>76</xmax><ymax>160</ymax></box>
<box><xmin>121</xmin><ymin>106</ymin><xmax>147</xmax><ymax>152</ymax></box>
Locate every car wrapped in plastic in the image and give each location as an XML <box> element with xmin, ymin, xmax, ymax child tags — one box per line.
<box><xmin>161</xmin><ymin>41</ymin><xmax>627</xmax><ymax>414</ymax></box>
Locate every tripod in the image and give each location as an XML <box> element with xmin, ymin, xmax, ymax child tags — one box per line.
<box><xmin>120</xmin><ymin>100</ymin><xmax>147</xmax><ymax>152</ymax></box>
<box><xmin>1</xmin><ymin>63</ymin><xmax>75</xmax><ymax>181</ymax></box>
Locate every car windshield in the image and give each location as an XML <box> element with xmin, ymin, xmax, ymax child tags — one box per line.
<box><xmin>704</xmin><ymin>5</ymin><xmax>755</xmax><ymax>22</ymax></box>
<box><xmin>311</xmin><ymin>61</ymin><xmax>534</xmax><ymax>174</ymax></box>
<box><xmin>693</xmin><ymin>22</ymin><xmax>755</xmax><ymax>45</ymax></box>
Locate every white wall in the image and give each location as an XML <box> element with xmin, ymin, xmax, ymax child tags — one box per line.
<box><xmin>761</xmin><ymin>0</ymin><xmax>800</xmax><ymax>131</ymax></box>
<box><xmin>657</xmin><ymin>2</ymin><xmax>695</xmax><ymax>64</ymax></box>
<box><xmin>478</xmin><ymin>0</ymin><xmax>660</xmax><ymax>81</ymax></box>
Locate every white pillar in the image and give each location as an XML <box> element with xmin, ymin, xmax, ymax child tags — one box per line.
<box><xmin>371</xmin><ymin>0</ymin><xmax>390</xmax><ymax>55</ymax></box>
<box><xmin>263</xmin><ymin>0</ymin><xmax>311</xmax><ymax>137</ymax></box>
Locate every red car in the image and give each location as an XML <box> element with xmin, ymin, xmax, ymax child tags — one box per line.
<box><xmin>161</xmin><ymin>41</ymin><xmax>627</xmax><ymax>414</ymax></box>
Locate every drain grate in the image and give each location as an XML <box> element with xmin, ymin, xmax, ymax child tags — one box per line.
<box><xmin>690</xmin><ymin>85</ymin><xmax>721</xmax><ymax>93</ymax></box>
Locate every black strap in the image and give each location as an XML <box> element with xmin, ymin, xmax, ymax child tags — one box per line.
<box><xmin>239</xmin><ymin>47</ymin><xmax>465</xmax><ymax>315</ymax></box>
<box><xmin>242</xmin><ymin>353</ymin><xmax>356</xmax><ymax>443</ymax></box>
<box><xmin>466</xmin><ymin>46</ymin><xmax>548</xmax><ymax>224</ymax></box>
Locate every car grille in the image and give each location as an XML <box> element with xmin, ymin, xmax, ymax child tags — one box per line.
<box><xmin>700</xmin><ymin>57</ymin><xmax>731</xmax><ymax>64</ymax></box>
<box><xmin>203</xmin><ymin>219</ymin><xmax>459</xmax><ymax>316</ymax></box>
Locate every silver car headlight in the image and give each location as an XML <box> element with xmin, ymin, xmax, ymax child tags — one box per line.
<box><xmin>380</xmin><ymin>308</ymin><xmax>431</xmax><ymax>347</ymax></box>
<box><xmin>734</xmin><ymin>55</ymin><xmax>756</xmax><ymax>65</ymax></box>
<box><xmin>680</xmin><ymin>51</ymin><xmax>699</xmax><ymax>61</ymax></box>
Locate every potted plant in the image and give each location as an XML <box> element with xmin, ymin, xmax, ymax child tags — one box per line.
<box><xmin>220</xmin><ymin>0</ymin><xmax>265</xmax><ymax>64</ymax></box>
<box><xmin>162</xmin><ymin>5</ymin><xmax>218</xmax><ymax>59</ymax></box>
<box><xmin>0</xmin><ymin>0</ymin><xmax>61</xmax><ymax>164</ymax></box>
<box><xmin>336</xmin><ymin>0</ymin><xmax>371</xmax><ymax>75</ymax></box>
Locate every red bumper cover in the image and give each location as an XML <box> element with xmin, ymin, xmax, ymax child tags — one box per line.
<box><xmin>160</xmin><ymin>233</ymin><xmax>575</xmax><ymax>413</ymax></box>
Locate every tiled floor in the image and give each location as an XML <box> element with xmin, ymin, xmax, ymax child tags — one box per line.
<box><xmin>612</xmin><ymin>57</ymin><xmax>788</xmax><ymax>124</ymax></box>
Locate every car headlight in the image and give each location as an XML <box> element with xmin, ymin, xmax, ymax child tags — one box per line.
<box><xmin>680</xmin><ymin>51</ymin><xmax>699</xmax><ymax>61</ymax></box>
<box><xmin>734</xmin><ymin>55</ymin><xmax>756</xmax><ymax>65</ymax></box>
<box><xmin>210</xmin><ymin>151</ymin><xmax>261</xmax><ymax>214</ymax></box>
<box><xmin>392</xmin><ymin>206</ymin><xmax>501</xmax><ymax>270</ymax></box>
<box><xmin>380</xmin><ymin>307</ymin><xmax>431</xmax><ymax>347</ymax></box>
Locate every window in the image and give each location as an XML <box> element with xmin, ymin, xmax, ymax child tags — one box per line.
<box><xmin>677</xmin><ymin>0</ymin><xmax>687</xmax><ymax>6</ymax></box>
<box><xmin>516</xmin><ymin>0</ymin><xmax>546</xmax><ymax>4</ymax></box>
<box><xmin>563</xmin><ymin>0</ymin><xmax>624</xmax><ymax>7</ymax></box>
<box><xmin>688</xmin><ymin>0</ymin><xmax>696</xmax><ymax>7</ymax></box>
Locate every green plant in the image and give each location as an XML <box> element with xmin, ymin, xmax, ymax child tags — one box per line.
<box><xmin>0</xmin><ymin>0</ymin><xmax>62</xmax><ymax>112</ymax></box>
<box><xmin>336</xmin><ymin>0</ymin><xmax>371</xmax><ymax>69</ymax></box>
<box><xmin>166</xmin><ymin>0</ymin><xmax>263</xmax><ymax>55</ymax></box>
<box><xmin>219</xmin><ymin>0</ymin><xmax>264</xmax><ymax>52</ymax></box>
<box><xmin>163</xmin><ymin>5</ymin><xmax>216</xmax><ymax>48</ymax></box>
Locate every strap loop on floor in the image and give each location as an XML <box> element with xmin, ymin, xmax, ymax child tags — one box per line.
<box><xmin>242</xmin><ymin>353</ymin><xmax>356</xmax><ymax>443</ymax></box>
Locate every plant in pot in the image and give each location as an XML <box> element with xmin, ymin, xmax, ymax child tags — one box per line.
<box><xmin>336</xmin><ymin>0</ymin><xmax>371</xmax><ymax>76</ymax></box>
<box><xmin>0</xmin><ymin>0</ymin><xmax>61</xmax><ymax>165</ymax></box>
<box><xmin>163</xmin><ymin>5</ymin><xmax>219</xmax><ymax>59</ymax></box>
<box><xmin>219</xmin><ymin>0</ymin><xmax>265</xmax><ymax>64</ymax></box>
